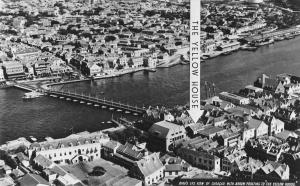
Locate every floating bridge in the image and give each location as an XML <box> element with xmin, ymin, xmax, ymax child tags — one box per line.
<box><xmin>13</xmin><ymin>83</ymin><xmax>146</xmax><ymax>115</ymax></box>
<box><xmin>47</xmin><ymin>90</ymin><xmax>146</xmax><ymax>115</ymax></box>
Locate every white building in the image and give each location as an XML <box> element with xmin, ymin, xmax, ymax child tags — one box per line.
<box><xmin>0</xmin><ymin>68</ymin><xmax>5</xmax><ymax>81</ymax></box>
<box><xmin>131</xmin><ymin>153</ymin><xmax>164</xmax><ymax>186</ymax></box>
<box><xmin>28</xmin><ymin>131</ymin><xmax>109</xmax><ymax>165</ymax></box>
<box><xmin>219</xmin><ymin>92</ymin><xmax>250</xmax><ymax>105</ymax></box>
<box><xmin>148</xmin><ymin>121</ymin><xmax>186</xmax><ymax>151</ymax></box>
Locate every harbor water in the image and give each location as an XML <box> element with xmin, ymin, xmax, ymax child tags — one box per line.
<box><xmin>1</xmin><ymin>36</ymin><xmax>300</xmax><ymax>144</ymax></box>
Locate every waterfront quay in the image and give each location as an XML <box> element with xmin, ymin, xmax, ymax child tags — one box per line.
<box><xmin>244</xmin><ymin>26</ymin><xmax>300</xmax><ymax>42</ymax></box>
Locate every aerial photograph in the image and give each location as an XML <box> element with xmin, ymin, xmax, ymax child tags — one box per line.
<box><xmin>0</xmin><ymin>0</ymin><xmax>300</xmax><ymax>185</ymax></box>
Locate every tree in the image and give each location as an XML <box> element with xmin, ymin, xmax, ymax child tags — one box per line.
<box><xmin>127</xmin><ymin>58</ymin><xmax>134</xmax><ymax>67</ymax></box>
<box><xmin>143</xmin><ymin>58</ymin><xmax>148</xmax><ymax>67</ymax></box>
<box><xmin>104</xmin><ymin>35</ymin><xmax>116</xmax><ymax>43</ymax></box>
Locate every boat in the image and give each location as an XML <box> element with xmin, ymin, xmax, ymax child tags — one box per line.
<box><xmin>87</xmin><ymin>102</ymin><xmax>92</xmax><ymax>105</ymax></box>
<box><xmin>117</xmin><ymin>109</ymin><xmax>122</xmax><ymax>112</ymax></box>
<box><xmin>255</xmin><ymin>38</ymin><xmax>274</xmax><ymax>46</ymax></box>
<box><xmin>240</xmin><ymin>45</ymin><xmax>257</xmax><ymax>51</ymax></box>
<box><xmin>22</xmin><ymin>91</ymin><xmax>44</xmax><ymax>99</ymax></box>
<box><xmin>261</xmin><ymin>25</ymin><xmax>278</xmax><ymax>34</ymax></box>
<box><xmin>107</xmin><ymin>121</ymin><xmax>112</xmax><ymax>124</ymax></box>
<box><xmin>73</xmin><ymin>99</ymin><xmax>78</xmax><ymax>102</ymax></box>
<box><xmin>145</xmin><ymin>68</ymin><xmax>157</xmax><ymax>72</ymax></box>
<box><xmin>200</xmin><ymin>56</ymin><xmax>208</xmax><ymax>60</ymax></box>
<box><xmin>102</xmin><ymin>106</ymin><xmax>107</xmax><ymax>109</ymax></box>
<box><xmin>109</xmin><ymin>107</ymin><xmax>115</xmax><ymax>110</ymax></box>
<box><xmin>29</xmin><ymin>136</ymin><xmax>37</xmax><ymax>142</ymax></box>
<box><xmin>80</xmin><ymin>101</ymin><xmax>85</xmax><ymax>104</ymax></box>
<box><xmin>66</xmin><ymin>98</ymin><xmax>71</xmax><ymax>101</ymax></box>
<box><xmin>274</xmin><ymin>36</ymin><xmax>285</xmax><ymax>41</ymax></box>
<box><xmin>94</xmin><ymin>104</ymin><xmax>99</xmax><ymax>107</ymax></box>
<box><xmin>285</xmin><ymin>34</ymin><xmax>295</xmax><ymax>40</ymax></box>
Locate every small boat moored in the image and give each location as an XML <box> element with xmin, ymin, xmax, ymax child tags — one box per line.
<box><xmin>22</xmin><ymin>91</ymin><xmax>44</xmax><ymax>99</ymax></box>
<box><xmin>29</xmin><ymin>136</ymin><xmax>37</xmax><ymax>142</ymax></box>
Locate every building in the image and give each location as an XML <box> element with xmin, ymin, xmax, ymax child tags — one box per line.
<box><xmin>148</xmin><ymin>121</ymin><xmax>186</xmax><ymax>151</ymax></box>
<box><xmin>242</xmin><ymin>127</ymin><xmax>256</xmax><ymax>145</ymax></box>
<box><xmin>198</xmin><ymin>125</ymin><xmax>226</xmax><ymax>139</ymax></box>
<box><xmin>219</xmin><ymin>131</ymin><xmax>241</xmax><ymax>147</ymax></box>
<box><xmin>33</xmin><ymin>61</ymin><xmax>51</xmax><ymax>76</ymax></box>
<box><xmin>222</xmin><ymin>150</ymin><xmax>247</xmax><ymax>173</ymax></box>
<box><xmin>88</xmin><ymin>63</ymin><xmax>102</xmax><ymax>76</ymax></box>
<box><xmin>13</xmin><ymin>48</ymin><xmax>40</xmax><ymax>60</ymax></box>
<box><xmin>2</xmin><ymin>62</ymin><xmax>25</xmax><ymax>80</ymax></box>
<box><xmin>0</xmin><ymin>176</ymin><xmax>15</xmax><ymax>186</ymax></box>
<box><xmin>28</xmin><ymin>132</ymin><xmax>109</xmax><ymax>165</ymax></box>
<box><xmin>130</xmin><ymin>153</ymin><xmax>164</xmax><ymax>186</ymax></box>
<box><xmin>262</xmin><ymin>116</ymin><xmax>285</xmax><ymax>135</ymax></box>
<box><xmin>254</xmin><ymin>161</ymin><xmax>289</xmax><ymax>181</ymax></box>
<box><xmin>102</xmin><ymin>141</ymin><xmax>148</xmax><ymax>169</ymax></box>
<box><xmin>247</xmin><ymin>118</ymin><xmax>268</xmax><ymax>138</ymax></box>
<box><xmin>0</xmin><ymin>68</ymin><xmax>5</xmax><ymax>82</ymax></box>
<box><xmin>18</xmin><ymin>173</ymin><xmax>49</xmax><ymax>186</ymax></box>
<box><xmin>219</xmin><ymin>92</ymin><xmax>250</xmax><ymax>105</ymax></box>
<box><xmin>217</xmin><ymin>41</ymin><xmax>240</xmax><ymax>52</ymax></box>
<box><xmin>177</xmin><ymin>147</ymin><xmax>221</xmax><ymax>172</ymax></box>
<box><xmin>160</xmin><ymin>154</ymin><xmax>191</xmax><ymax>179</ymax></box>
<box><xmin>236</xmin><ymin>22</ymin><xmax>266</xmax><ymax>34</ymax></box>
<box><xmin>15</xmin><ymin>152</ymin><xmax>29</xmax><ymax>167</ymax></box>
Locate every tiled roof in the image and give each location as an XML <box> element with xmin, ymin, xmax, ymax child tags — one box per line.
<box><xmin>103</xmin><ymin>140</ymin><xmax>119</xmax><ymax>150</ymax></box>
<box><xmin>247</xmin><ymin>118</ymin><xmax>265</xmax><ymax>129</ymax></box>
<box><xmin>18</xmin><ymin>173</ymin><xmax>49</xmax><ymax>186</ymax></box>
<box><xmin>135</xmin><ymin>153</ymin><xmax>164</xmax><ymax>177</ymax></box>
<box><xmin>30</xmin><ymin>132</ymin><xmax>108</xmax><ymax>151</ymax></box>
<box><xmin>34</xmin><ymin>154</ymin><xmax>53</xmax><ymax>169</ymax></box>
<box><xmin>116</xmin><ymin>142</ymin><xmax>144</xmax><ymax>161</ymax></box>
<box><xmin>165</xmin><ymin>164</ymin><xmax>182</xmax><ymax>172</ymax></box>
<box><xmin>198</xmin><ymin>126</ymin><xmax>225</xmax><ymax>136</ymax></box>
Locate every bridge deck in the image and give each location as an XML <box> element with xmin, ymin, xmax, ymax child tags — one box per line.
<box><xmin>13</xmin><ymin>83</ymin><xmax>145</xmax><ymax>114</ymax></box>
<box><xmin>47</xmin><ymin>90</ymin><xmax>145</xmax><ymax>114</ymax></box>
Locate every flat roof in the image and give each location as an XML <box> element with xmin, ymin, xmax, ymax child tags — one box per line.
<box><xmin>198</xmin><ymin>126</ymin><xmax>225</xmax><ymax>136</ymax></box>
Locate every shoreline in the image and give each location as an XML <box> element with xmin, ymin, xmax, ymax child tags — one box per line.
<box><xmin>202</xmin><ymin>27</ymin><xmax>300</xmax><ymax>61</ymax></box>
<box><xmin>42</xmin><ymin>66</ymin><xmax>156</xmax><ymax>88</ymax></box>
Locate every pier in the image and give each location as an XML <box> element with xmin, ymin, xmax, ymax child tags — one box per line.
<box><xmin>13</xmin><ymin>83</ymin><xmax>39</xmax><ymax>92</ymax></box>
<box><xmin>47</xmin><ymin>89</ymin><xmax>146</xmax><ymax>115</ymax></box>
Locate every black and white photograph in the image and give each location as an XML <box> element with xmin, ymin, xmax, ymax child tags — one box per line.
<box><xmin>0</xmin><ymin>0</ymin><xmax>299</xmax><ymax>185</ymax></box>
